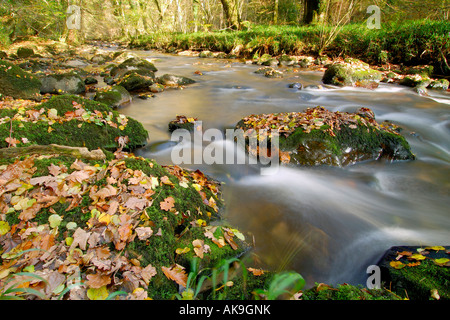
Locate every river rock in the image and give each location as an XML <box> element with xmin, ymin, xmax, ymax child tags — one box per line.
<box><xmin>157</xmin><ymin>74</ymin><xmax>196</xmax><ymax>86</ymax></box>
<box><xmin>427</xmin><ymin>79</ymin><xmax>449</xmax><ymax>91</ymax></box>
<box><xmin>40</xmin><ymin>72</ymin><xmax>86</xmax><ymax>94</ymax></box>
<box><xmin>94</xmin><ymin>85</ymin><xmax>132</xmax><ymax>108</ymax></box>
<box><xmin>199</xmin><ymin>50</ymin><xmax>214</xmax><ymax>58</ymax></box>
<box><xmin>322</xmin><ymin>59</ymin><xmax>382</xmax><ymax>88</ymax></box>
<box><xmin>235</xmin><ymin>106</ymin><xmax>415</xmax><ymax>167</ymax></box>
<box><xmin>0</xmin><ymin>60</ymin><xmax>42</xmax><ymax>100</ymax></box>
<box><xmin>288</xmin><ymin>82</ymin><xmax>303</xmax><ymax>90</ymax></box>
<box><xmin>400</xmin><ymin>74</ymin><xmax>431</xmax><ymax>88</ymax></box>
<box><xmin>116</xmin><ymin>71</ymin><xmax>154</xmax><ymax>92</ymax></box>
<box><xmin>110</xmin><ymin>57</ymin><xmax>157</xmax><ymax>79</ymax></box>
<box><xmin>376</xmin><ymin>246</ymin><xmax>450</xmax><ymax>300</ymax></box>
<box><xmin>168</xmin><ymin>115</ymin><xmax>197</xmax><ymax>132</ymax></box>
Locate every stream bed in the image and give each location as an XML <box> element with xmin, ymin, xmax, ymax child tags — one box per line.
<box><xmin>117</xmin><ymin>50</ymin><xmax>449</xmax><ymax>287</ymax></box>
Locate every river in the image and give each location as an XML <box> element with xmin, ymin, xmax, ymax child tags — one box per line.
<box><xmin>115</xmin><ymin>49</ymin><xmax>449</xmax><ymax>287</ymax></box>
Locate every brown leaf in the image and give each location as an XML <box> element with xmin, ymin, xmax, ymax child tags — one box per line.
<box><xmin>247</xmin><ymin>267</ymin><xmax>265</xmax><ymax>276</ymax></box>
<box><xmin>162</xmin><ymin>264</ymin><xmax>187</xmax><ymax>288</ymax></box>
<box><xmin>86</xmin><ymin>271</ymin><xmax>112</xmax><ymax>289</ymax></box>
<box><xmin>141</xmin><ymin>264</ymin><xmax>157</xmax><ymax>285</ymax></box>
<box><xmin>160</xmin><ymin>196</ymin><xmax>175</xmax><ymax>211</ymax></box>
<box><xmin>135</xmin><ymin>227</ymin><xmax>153</xmax><ymax>240</ymax></box>
<box><xmin>18</xmin><ymin>202</ymin><xmax>42</xmax><ymax>221</ymax></box>
<box><xmin>70</xmin><ymin>227</ymin><xmax>91</xmax><ymax>251</ymax></box>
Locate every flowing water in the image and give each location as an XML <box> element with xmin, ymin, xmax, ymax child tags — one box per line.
<box><xmin>116</xmin><ymin>50</ymin><xmax>449</xmax><ymax>287</ymax></box>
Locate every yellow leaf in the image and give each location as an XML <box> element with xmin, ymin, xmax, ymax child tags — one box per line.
<box><xmin>410</xmin><ymin>254</ymin><xmax>426</xmax><ymax>261</ymax></box>
<box><xmin>425</xmin><ymin>246</ymin><xmax>446</xmax><ymax>251</ymax></box>
<box><xmin>0</xmin><ymin>221</ymin><xmax>10</xmax><ymax>236</ymax></box>
<box><xmin>390</xmin><ymin>261</ymin><xmax>405</xmax><ymax>269</ymax></box>
<box><xmin>87</xmin><ymin>286</ymin><xmax>109</xmax><ymax>300</ymax></box>
<box><xmin>176</xmin><ymin>247</ymin><xmax>191</xmax><ymax>255</ymax></box>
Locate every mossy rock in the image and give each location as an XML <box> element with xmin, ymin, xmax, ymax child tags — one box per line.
<box><xmin>199</xmin><ymin>50</ymin><xmax>214</xmax><ymax>58</ymax></box>
<box><xmin>322</xmin><ymin>60</ymin><xmax>382</xmax><ymax>88</ymax></box>
<box><xmin>0</xmin><ymin>60</ymin><xmax>42</xmax><ymax>100</ymax></box>
<box><xmin>40</xmin><ymin>72</ymin><xmax>86</xmax><ymax>94</ymax></box>
<box><xmin>301</xmin><ymin>283</ymin><xmax>401</xmax><ymax>300</ymax></box>
<box><xmin>157</xmin><ymin>74</ymin><xmax>196</xmax><ymax>87</ymax></box>
<box><xmin>116</xmin><ymin>71</ymin><xmax>155</xmax><ymax>92</ymax></box>
<box><xmin>235</xmin><ymin>106</ymin><xmax>415</xmax><ymax>167</ymax></box>
<box><xmin>0</xmin><ymin>151</ymin><xmax>252</xmax><ymax>300</ymax></box>
<box><xmin>0</xmin><ymin>94</ymin><xmax>148</xmax><ymax>151</ymax></box>
<box><xmin>377</xmin><ymin>246</ymin><xmax>450</xmax><ymax>300</ymax></box>
<box><xmin>168</xmin><ymin>115</ymin><xmax>197</xmax><ymax>132</ymax></box>
<box><xmin>427</xmin><ymin>79</ymin><xmax>449</xmax><ymax>91</ymax></box>
<box><xmin>404</xmin><ymin>65</ymin><xmax>434</xmax><ymax>78</ymax></box>
<box><xmin>94</xmin><ymin>85</ymin><xmax>132</xmax><ymax>108</ymax></box>
<box><xmin>400</xmin><ymin>74</ymin><xmax>431</xmax><ymax>88</ymax></box>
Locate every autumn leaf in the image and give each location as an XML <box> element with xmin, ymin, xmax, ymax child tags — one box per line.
<box><xmin>141</xmin><ymin>264</ymin><xmax>157</xmax><ymax>285</ymax></box>
<box><xmin>247</xmin><ymin>267</ymin><xmax>265</xmax><ymax>276</ymax></box>
<box><xmin>175</xmin><ymin>247</ymin><xmax>191</xmax><ymax>255</ymax></box>
<box><xmin>160</xmin><ymin>196</ymin><xmax>175</xmax><ymax>211</ymax></box>
<box><xmin>425</xmin><ymin>246</ymin><xmax>446</xmax><ymax>252</ymax></box>
<box><xmin>86</xmin><ymin>272</ymin><xmax>112</xmax><ymax>289</ymax></box>
<box><xmin>162</xmin><ymin>264</ymin><xmax>188</xmax><ymax>288</ymax></box>
<box><xmin>5</xmin><ymin>137</ymin><xmax>21</xmax><ymax>147</ymax></box>
<box><xmin>135</xmin><ymin>226</ymin><xmax>153</xmax><ymax>240</ymax></box>
<box><xmin>192</xmin><ymin>239</ymin><xmax>210</xmax><ymax>259</ymax></box>
<box><xmin>87</xmin><ymin>286</ymin><xmax>109</xmax><ymax>300</ymax></box>
<box><xmin>410</xmin><ymin>253</ymin><xmax>426</xmax><ymax>261</ymax></box>
<box><xmin>390</xmin><ymin>261</ymin><xmax>406</xmax><ymax>269</ymax></box>
<box><xmin>0</xmin><ymin>221</ymin><xmax>10</xmax><ymax>236</ymax></box>
<box><xmin>434</xmin><ymin>258</ymin><xmax>450</xmax><ymax>267</ymax></box>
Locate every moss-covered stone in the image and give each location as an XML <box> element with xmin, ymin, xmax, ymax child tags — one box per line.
<box><xmin>94</xmin><ymin>85</ymin><xmax>132</xmax><ymax>108</ymax></box>
<box><xmin>235</xmin><ymin>106</ymin><xmax>415</xmax><ymax>167</ymax></box>
<box><xmin>116</xmin><ymin>71</ymin><xmax>155</xmax><ymax>92</ymax></box>
<box><xmin>0</xmin><ymin>60</ymin><xmax>42</xmax><ymax>100</ymax></box>
<box><xmin>428</xmin><ymin>79</ymin><xmax>449</xmax><ymax>91</ymax></box>
<box><xmin>0</xmin><ymin>94</ymin><xmax>148</xmax><ymax>150</ymax></box>
<box><xmin>322</xmin><ymin>60</ymin><xmax>382</xmax><ymax>88</ymax></box>
<box><xmin>377</xmin><ymin>246</ymin><xmax>450</xmax><ymax>300</ymax></box>
<box><xmin>301</xmin><ymin>283</ymin><xmax>402</xmax><ymax>300</ymax></box>
<box><xmin>157</xmin><ymin>74</ymin><xmax>196</xmax><ymax>87</ymax></box>
<box><xmin>16</xmin><ymin>47</ymin><xmax>35</xmax><ymax>59</ymax></box>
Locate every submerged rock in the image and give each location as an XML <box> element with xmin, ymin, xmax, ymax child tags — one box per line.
<box><xmin>235</xmin><ymin>106</ymin><xmax>415</xmax><ymax>167</ymax></box>
<box><xmin>0</xmin><ymin>60</ymin><xmax>42</xmax><ymax>100</ymax></box>
<box><xmin>322</xmin><ymin>59</ymin><xmax>382</xmax><ymax>88</ymax></box>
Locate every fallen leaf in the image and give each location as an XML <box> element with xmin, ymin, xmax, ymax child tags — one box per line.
<box><xmin>135</xmin><ymin>227</ymin><xmax>153</xmax><ymax>240</ymax></box>
<box><xmin>390</xmin><ymin>261</ymin><xmax>406</xmax><ymax>269</ymax></box>
<box><xmin>162</xmin><ymin>264</ymin><xmax>187</xmax><ymax>288</ymax></box>
<box><xmin>141</xmin><ymin>264</ymin><xmax>157</xmax><ymax>285</ymax></box>
<box><xmin>247</xmin><ymin>267</ymin><xmax>265</xmax><ymax>276</ymax></box>
<box><xmin>87</xmin><ymin>286</ymin><xmax>109</xmax><ymax>300</ymax></box>
<box><xmin>86</xmin><ymin>272</ymin><xmax>112</xmax><ymax>289</ymax></box>
<box><xmin>160</xmin><ymin>196</ymin><xmax>175</xmax><ymax>211</ymax></box>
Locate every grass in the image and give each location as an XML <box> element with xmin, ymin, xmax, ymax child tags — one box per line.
<box><xmin>130</xmin><ymin>19</ymin><xmax>450</xmax><ymax>73</ymax></box>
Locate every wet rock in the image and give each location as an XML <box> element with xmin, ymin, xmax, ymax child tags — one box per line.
<box><xmin>427</xmin><ymin>79</ymin><xmax>449</xmax><ymax>91</ymax></box>
<box><xmin>400</xmin><ymin>74</ymin><xmax>431</xmax><ymax>88</ymax></box>
<box><xmin>279</xmin><ymin>55</ymin><xmax>297</xmax><ymax>66</ymax></box>
<box><xmin>255</xmin><ymin>66</ymin><xmax>283</xmax><ymax>78</ymax></box>
<box><xmin>257</xmin><ymin>54</ymin><xmax>279</xmax><ymax>67</ymax></box>
<box><xmin>157</xmin><ymin>74</ymin><xmax>196</xmax><ymax>86</ymax></box>
<box><xmin>149</xmin><ymin>83</ymin><xmax>164</xmax><ymax>93</ymax></box>
<box><xmin>110</xmin><ymin>57</ymin><xmax>157</xmax><ymax>79</ymax></box>
<box><xmin>94</xmin><ymin>85</ymin><xmax>131</xmax><ymax>108</ymax></box>
<box><xmin>168</xmin><ymin>115</ymin><xmax>198</xmax><ymax>132</ymax></box>
<box><xmin>115</xmin><ymin>71</ymin><xmax>154</xmax><ymax>92</ymax></box>
<box><xmin>299</xmin><ymin>57</ymin><xmax>314</xmax><ymax>68</ymax></box>
<box><xmin>322</xmin><ymin>59</ymin><xmax>382</xmax><ymax>88</ymax></box>
<box><xmin>288</xmin><ymin>82</ymin><xmax>303</xmax><ymax>90</ymax></box>
<box><xmin>235</xmin><ymin>106</ymin><xmax>415</xmax><ymax>167</ymax></box>
<box><xmin>84</xmin><ymin>76</ymin><xmax>98</xmax><ymax>85</ymax></box>
<box><xmin>40</xmin><ymin>72</ymin><xmax>86</xmax><ymax>94</ymax></box>
<box><xmin>403</xmin><ymin>65</ymin><xmax>434</xmax><ymax>78</ymax></box>
<box><xmin>0</xmin><ymin>60</ymin><xmax>42</xmax><ymax>100</ymax></box>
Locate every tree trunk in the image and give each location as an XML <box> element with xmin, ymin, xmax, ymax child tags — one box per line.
<box><xmin>219</xmin><ymin>0</ymin><xmax>241</xmax><ymax>29</ymax></box>
<box><xmin>273</xmin><ymin>0</ymin><xmax>279</xmax><ymax>24</ymax></box>
<box><xmin>303</xmin><ymin>0</ymin><xmax>327</xmax><ymax>24</ymax></box>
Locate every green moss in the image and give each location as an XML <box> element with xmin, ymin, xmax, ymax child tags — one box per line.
<box><xmin>322</xmin><ymin>62</ymin><xmax>382</xmax><ymax>87</ymax></box>
<box><xmin>301</xmin><ymin>283</ymin><xmax>401</xmax><ymax>300</ymax></box>
<box><xmin>0</xmin><ymin>94</ymin><xmax>148</xmax><ymax>150</ymax></box>
<box><xmin>0</xmin><ymin>60</ymin><xmax>42</xmax><ymax>100</ymax></box>
<box><xmin>385</xmin><ymin>259</ymin><xmax>450</xmax><ymax>300</ymax></box>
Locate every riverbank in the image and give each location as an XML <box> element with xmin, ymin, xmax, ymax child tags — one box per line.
<box><xmin>129</xmin><ymin>20</ymin><xmax>450</xmax><ymax>77</ymax></box>
<box><xmin>0</xmin><ymin>39</ymin><xmax>449</xmax><ymax>301</ymax></box>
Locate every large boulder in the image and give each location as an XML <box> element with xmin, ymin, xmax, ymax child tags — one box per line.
<box><xmin>0</xmin><ymin>94</ymin><xmax>148</xmax><ymax>151</ymax></box>
<box><xmin>110</xmin><ymin>57</ymin><xmax>157</xmax><ymax>79</ymax></box>
<box><xmin>0</xmin><ymin>60</ymin><xmax>42</xmax><ymax>100</ymax></box>
<box><xmin>40</xmin><ymin>72</ymin><xmax>86</xmax><ymax>94</ymax></box>
<box><xmin>116</xmin><ymin>72</ymin><xmax>155</xmax><ymax>92</ymax></box>
<box><xmin>235</xmin><ymin>106</ymin><xmax>415</xmax><ymax>167</ymax></box>
<box><xmin>322</xmin><ymin>59</ymin><xmax>382</xmax><ymax>88</ymax></box>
